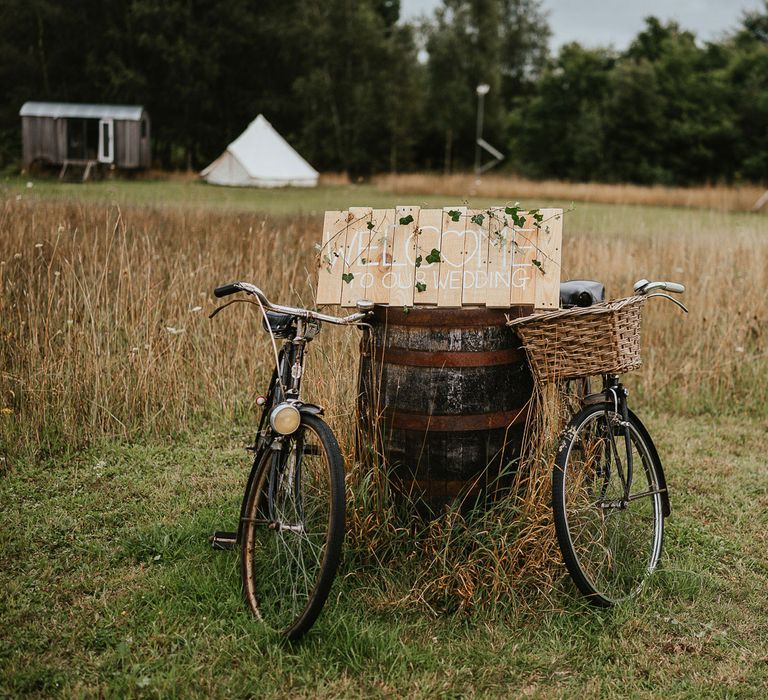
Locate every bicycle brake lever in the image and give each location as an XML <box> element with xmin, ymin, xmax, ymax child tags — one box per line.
<box><xmin>645</xmin><ymin>293</ymin><xmax>689</xmax><ymax>313</ymax></box>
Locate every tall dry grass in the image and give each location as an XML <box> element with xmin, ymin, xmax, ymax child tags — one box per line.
<box><xmin>2</xmin><ymin>194</ymin><xmax>766</xmax><ymax>609</ymax></box>
<box><xmin>376</xmin><ymin>172</ymin><xmax>768</xmax><ymax>212</ymax></box>
<box><xmin>0</xmin><ymin>199</ymin><xmax>359</xmax><ymax>458</ymax></box>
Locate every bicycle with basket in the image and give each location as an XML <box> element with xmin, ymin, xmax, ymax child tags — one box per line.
<box><xmin>507</xmin><ymin>278</ymin><xmax>688</xmax><ymax>606</ymax></box>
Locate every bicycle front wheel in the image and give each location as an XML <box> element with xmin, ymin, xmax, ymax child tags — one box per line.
<box><xmin>553</xmin><ymin>404</ymin><xmax>666</xmax><ymax>606</ymax></box>
<box><xmin>240</xmin><ymin>413</ymin><xmax>345</xmax><ymax>640</ymax></box>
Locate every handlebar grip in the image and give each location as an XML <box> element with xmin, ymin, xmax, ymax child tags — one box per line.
<box><xmin>664</xmin><ymin>282</ymin><xmax>685</xmax><ymax>294</ymax></box>
<box><xmin>214</xmin><ymin>283</ymin><xmax>242</xmax><ymax>298</ymax></box>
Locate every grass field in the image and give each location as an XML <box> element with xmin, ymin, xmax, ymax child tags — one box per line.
<box><xmin>1</xmin><ymin>177</ymin><xmax>767</xmax><ymax>697</ymax></box>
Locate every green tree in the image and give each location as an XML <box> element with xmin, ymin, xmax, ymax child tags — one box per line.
<box><xmin>511</xmin><ymin>43</ymin><xmax>614</xmax><ymax>180</ymax></box>
<box><xmin>290</xmin><ymin>0</ymin><xmax>424</xmax><ymax>177</ymax></box>
<box><xmin>423</xmin><ymin>0</ymin><xmax>550</xmax><ymax>172</ymax></box>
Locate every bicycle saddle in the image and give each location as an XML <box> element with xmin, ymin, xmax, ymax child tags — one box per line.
<box><xmin>262</xmin><ymin>311</ymin><xmax>295</xmax><ymax>338</ymax></box>
<box><xmin>559</xmin><ymin>280</ymin><xmax>605</xmax><ymax>308</ymax></box>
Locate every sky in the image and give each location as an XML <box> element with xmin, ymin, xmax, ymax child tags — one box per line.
<box><xmin>400</xmin><ymin>0</ymin><xmax>765</xmax><ymax>50</ymax></box>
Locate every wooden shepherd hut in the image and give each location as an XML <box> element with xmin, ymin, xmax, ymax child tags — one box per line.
<box><xmin>19</xmin><ymin>101</ymin><xmax>151</xmax><ymax>177</ymax></box>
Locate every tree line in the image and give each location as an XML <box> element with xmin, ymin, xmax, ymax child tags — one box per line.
<box><xmin>2</xmin><ymin>0</ymin><xmax>768</xmax><ymax>184</ymax></box>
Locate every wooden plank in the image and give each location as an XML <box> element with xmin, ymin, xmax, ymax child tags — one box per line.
<box><xmin>315</xmin><ymin>210</ymin><xmax>348</xmax><ymax>305</ymax></box>
<box><xmin>437</xmin><ymin>207</ymin><xmax>467</xmax><ymax>307</ymax></box>
<box><xmin>533</xmin><ymin>208</ymin><xmax>564</xmax><ymax>310</ymax></box>
<box><xmin>510</xmin><ymin>212</ymin><xmax>538</xmax><ymax>307</ymax></box>
<box><xmin>388</xmin><ymin>205</ymin><xmax>420</xmax><ymax>307</ymax></box>
<box><xmin>412</xmin><ymin>209</ymin><xmax>442</xmax><ymax>305</ymax></box>
<box><xmin>485</xmin><ymin>207</ymin><xmax>515</xmax><ymax>308</ymax></box>
<box><xmin>341</xmin><ymin>207</ymin><xmax>372</xmax><ymax>307</ymax></box>
<box><xmin>461</xmin><ymin>209</ymin><xmax>490</xmax><ymax>306</ymax></box>
<box><xmin>366</xmin><ymin>208</ymin><xmax>396</xmax><ymax>304</ymax></box>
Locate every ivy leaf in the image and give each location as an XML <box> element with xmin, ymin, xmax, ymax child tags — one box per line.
<box><xmin>342</xmin><ymin>272</ymin><xmax>354</xmax><ymax>284</ymax></box>
<box><xmin>415</xmin><ymin>255</ymin><xmax>422</xmax><ymax>268</ymax></box>
<box><xmin>532</xmin><ymin>259</ymin><xmax>544</xmax><ymax>273</ymax></box>
<box><xmin>425</xmin><ymin>248</ymin><xmax>441</xmax><ymax>264</ymax></box>
<box><xmin>415</xmin><ymin>281</ymin><xmax>427</xmax><ymax>293</ymax></box>
<box><xmin>361</xmin><ymin>258</ymin><xmax>367</xmax><ymax>265</ymax></box>
<box><xmin>447</xmin><ymin>209</ymin><xmax>461</xmax><ymax>222</ymax></box>
<box><xmin>470</xmin><ymin>213</ymin><xmax>484</xmax><ymax>226</ymax></box>
<box><xmin>530</xmin><ymin>208</ymin><xmax>544</xmax><ymax>223</ymax></box>
<box><xmin>504</xmin><ymin>204</ymin><xmax>526</xmax><ymax>228</ymax></box>
<box><xmin>366</xmin><ymin>221</ymin><xmax>375</xmax><ymax>230</ymax></box>
<box><xmin>399</xmin><ymin>214</ymin><xmax>414</xmax><ymax>225</ymax></box>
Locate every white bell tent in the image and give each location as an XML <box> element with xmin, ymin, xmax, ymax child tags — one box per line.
<box><xmin>201</xmin><ymin>115</ymin><xmax>318</xmax><ymax>188</ymax></box>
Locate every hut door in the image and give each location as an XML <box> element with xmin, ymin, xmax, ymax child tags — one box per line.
<box><xmin>98</xmin><ymin>119</ymin><xmax>114</xmax><ymax>164</ymax></box>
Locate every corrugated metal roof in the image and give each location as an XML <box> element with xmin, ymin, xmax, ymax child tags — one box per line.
<box><xmin>19</xmin><ymin>102</ymin><xmax>145</xmax><ymax>121</ymax></box>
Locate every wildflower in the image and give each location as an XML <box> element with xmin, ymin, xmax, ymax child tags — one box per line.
<box><xmin>189</xmin><ymin>306</ymin><xmax>202</xmax><ymax>313</ymax></box>
<box><xmin>1</xmin><ymin>407</ymin><xmax>13</xmax><ymax>415</ymax></box>
<box><xmin>165</xmin><ymin>326</ymin><xmax>185</xmax><ymax>335</ymax></box>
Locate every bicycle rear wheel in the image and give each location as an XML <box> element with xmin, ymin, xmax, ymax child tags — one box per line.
<box><xmin>553</xmin><ymin>404</ymin><xmax>665</xmax><ymax>606</ymax></box>
<box><xmin>240</xmin><ymin>413</ymin><xmax>345</xmax><ymax>640</ymax></box>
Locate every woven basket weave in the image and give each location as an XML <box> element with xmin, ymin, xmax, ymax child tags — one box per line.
<box><xmin>506</xmin><ymin>296</ymin><xmax>645</xmax><ymax>383</ymax></box>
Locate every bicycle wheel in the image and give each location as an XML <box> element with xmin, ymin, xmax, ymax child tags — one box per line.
<box><xmin>240</xmin><ymin>413</ymin><xmax>345</xmax><ymax>640</ymax></box>
<box><xmin>553</xmin><ymin>403</ymin><xmax>665</xmax><ymax>606</ymax></box>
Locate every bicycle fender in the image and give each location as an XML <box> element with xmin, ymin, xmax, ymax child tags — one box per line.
<box><xmin>628</xmin><ymin>409</ymin><xmax>671</xmax><ymax>518</ymax></box>
<box><xmin>298</xmin><ymin>403</ymin><xmax>324</xmax><ymax>417</ymax></box>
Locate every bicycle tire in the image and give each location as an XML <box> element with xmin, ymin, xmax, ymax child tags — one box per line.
<box><xmin>240</xmin><ymin>413</ymin><xmax>345</xmax><ymax>640</ymax></box>
<box><xmin>553</xmin><ymin>403</ymin><xmax>666</xmax><ymax>606</ymax></box>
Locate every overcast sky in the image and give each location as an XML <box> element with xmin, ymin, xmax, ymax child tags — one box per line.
<box><xmin>400</xmin><ymin>0</ymin><xmax>764</xmax><ymax>50</ymax></box>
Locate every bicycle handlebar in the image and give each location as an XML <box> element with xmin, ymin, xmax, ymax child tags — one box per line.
<box><xmin>633</xmin><ymin>279</ymin><xmax>685</xmax><ymax>295</ymax></box>
<box><xmin>212</xmin><ymin>281</ymin><xmax>373</xmax><ymax>325</ymax></box>
<box><xmin>214</xmin><ymin>283</ymin><xmax>242</xmax><ymax>298</ymax></box>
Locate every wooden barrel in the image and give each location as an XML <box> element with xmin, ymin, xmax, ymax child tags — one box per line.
<box><xmin>357</xmin><ymin>305</ymin><xmax>534</xmax><ymax>512</ymax></box>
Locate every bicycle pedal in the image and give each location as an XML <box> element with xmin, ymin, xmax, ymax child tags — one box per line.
<box><xmin>209</xmin><ymin>531</ymin><xmax>237</xmax><ymax>551</ymax></box>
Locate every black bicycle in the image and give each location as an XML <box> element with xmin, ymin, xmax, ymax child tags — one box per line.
<box><xmin>209</xmin><ymin>281</ymin><xmax>372</xmax><ymax>640</ymax></box>
<box><xmin>511</xmin><ymin>279</ymin><xmax>687</xmax><ymax>605</ymax></box>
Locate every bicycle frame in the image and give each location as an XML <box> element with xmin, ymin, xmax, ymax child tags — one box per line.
<box><xmin>585</xmin><ymin>374</ymin><xmax>671</xmax><ymax>517</ymax></box>
<box><xmin>237</xmin><ymin>326</ymin><xmax>319</xmax><ymax>543</ymax></box>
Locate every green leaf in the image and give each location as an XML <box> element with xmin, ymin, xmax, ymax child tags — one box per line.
<box><xmin>399</xmin><ymin>214</ymin><xmax>414</xmax><ymax>225</ymax></box>
<box><xmin>504</xmin><ymin>204</ymin><xmax>526</xmax><ymax>228</ymax></box>
<box><xmin>425</xmin><ymin>248</ymin><xmax>441</xmax><ymax>264</ymax></box>
<box><xmin>448</xmin><ymin>209</ymin><xmax>461</xmax><ymax>222</ymax></box>
<box><xmin>361</xmin><ymin>258</ymin><xmax>367</xmax><ymax>265</ymax></box>
<box><xmin>342</xmin><ymin>272</ymin><xmax>354</xmax><ymax>284</ymax></box>
<box><xmin>532</xmin><ymin>259</ymin><xmax>544</xmax><ymax>273</ymax></box>
<box><xmin>415</xmin><ymin>255</ymin><xmax>422</xmax><ymax>268</ymax></box>
<box><xmin>366</xmin><ymin>221</ymin><xmax>375</xmax><ymax>230</ymax></box>
<box><xmin>470</xmin><ymin>213</ymin><xmax>484</xmax><ymax>226</ymax></box>
<box><xmin>415</xmin><ymin>281</ymin><xmax>427</xmax><ymax>293</ymax></box>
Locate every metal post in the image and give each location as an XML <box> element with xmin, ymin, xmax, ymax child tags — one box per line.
<box><xmin>475</xmin><ymin>84</ymin><xmax>490</xmax><ymax>175</ymax></box>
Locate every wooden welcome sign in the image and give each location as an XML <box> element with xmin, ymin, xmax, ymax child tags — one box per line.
<box><xmin>315</xmin><ymin>206</ymin><xmax>562</xmax><ymax>309</ymax></box>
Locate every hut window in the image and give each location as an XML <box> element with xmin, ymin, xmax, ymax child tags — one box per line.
<box><xmin>141</xmin><ymin>119</ymin><xmax>147</xmax><ymax>138</ymax></box>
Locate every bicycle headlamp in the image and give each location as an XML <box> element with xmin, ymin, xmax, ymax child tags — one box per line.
<box><xmin>269</xmin><ymin>402</ymin><xmax>301</xmax><ymax>435</ymax></box>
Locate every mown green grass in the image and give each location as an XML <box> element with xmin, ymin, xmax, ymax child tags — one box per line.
<box><xmin>3</xmin><ymin>174</ymin><xmax>766</xmax><ymax>235</ymax></box>
<box><xmin>2</xmin><ymin>414</ymin><xmax>766</xmax><ymax>698</ymax></box>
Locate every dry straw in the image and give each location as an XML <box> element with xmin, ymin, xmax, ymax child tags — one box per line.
<box><xmin>375</xmin><ymin>172</ymin><xmax>767</xmax><ymax>212</ymax></box>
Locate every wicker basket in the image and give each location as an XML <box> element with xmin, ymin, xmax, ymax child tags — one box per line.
<box><xmin>506</xmin><ymin>296</ymin><xmax>645</xmax><ymax>383</ymax></box>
